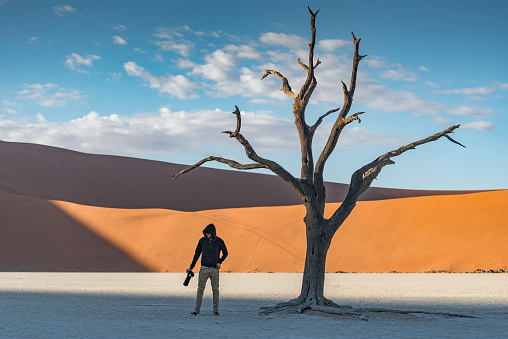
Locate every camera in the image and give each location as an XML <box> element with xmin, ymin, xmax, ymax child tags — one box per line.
<box><xmin>183</xmin><ymin>270</ymin><xmax>194</xmax><ymax>286</ymax></box>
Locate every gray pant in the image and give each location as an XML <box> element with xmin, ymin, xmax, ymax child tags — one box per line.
<box><xmin>195</xmin><ymin>267</ymin><xmax>219</xmax><ymax>313</ymax></box>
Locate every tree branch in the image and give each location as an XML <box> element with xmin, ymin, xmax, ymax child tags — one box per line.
<box><xmin>329</xmin><ymin>125</ymin><xmax>464</xmax><ymax>227</ymax></box>
<box><xmin>310</xmin><ymin>107</ymin><xmax>340</xmax><ymax>134</ymax></box>
<box><xmin>344</xmin><ymin>112</ymin><xmax>365</xmax><ymax>125</ymax></box>
<box><xmin>261</xmin><ymin>70</ymin><xmax>298</xmax><ymax>99</ymax></box>
<box><xmin>297</xmin><ymin>59</ymin><xmax>309</xmax><ymax>72</ymax></box>
<box><xmin>314</xmin><ymin>32</ymin><xmax>366</xmax><ymax>197</ymax></box>
<box><xmin>227</xmin><ymin>105</ymin><xmax>241</xmax><ymax>137</ymax></box>
<box><xmin>172</xmin><ymin>156</ymin><xmax>266</xmax><ymax>180</ymax></box>
<box><xmin>222</xmin><ymin>107</ymin><xmax>305</xmax><ymax>195</ymax></box>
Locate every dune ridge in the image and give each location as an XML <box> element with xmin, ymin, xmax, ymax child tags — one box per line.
<box><xmin>1</xmin><ymin>140</ymin><xmax>505</xmax><ymax>273</ymax></box>
<box><xmin>0</xmin><ymin>141</ymin><xmax>483</xmax><ymax>211</ymax></box>
<box><xmin>1</xmin><ymin>189</ymin><xmax>505</xmax><ymax>272</ymax></box>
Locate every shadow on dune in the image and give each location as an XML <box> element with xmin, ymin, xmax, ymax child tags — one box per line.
<box><xmin>0</xmin><ymin>141</ymin><xmax>486</xmax><ymax>211</ymax></box>
<box><xmin>0</xmin><ymin>191</ymin><xmax>147</xmax><ymax>272</ymax></box>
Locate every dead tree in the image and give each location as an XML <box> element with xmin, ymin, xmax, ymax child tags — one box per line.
<box><xmin>173</xmin><ymin>7</ymin><xmax>464</xmax><ymax>318</ymax></box>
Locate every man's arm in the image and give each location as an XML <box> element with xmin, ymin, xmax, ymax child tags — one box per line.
<box><xmin>218</xmin><ymin>239</ymin><xmax>228</xmax><ymax>265</ymax></box>
<box><xmin>188</xmin><ymin>239</ymin><xmax>202</xmax><ymax>271</ymax></box>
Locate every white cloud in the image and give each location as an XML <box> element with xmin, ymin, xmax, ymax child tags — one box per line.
<box><xmin>153</xmin><ymin>27</ymin><xmax>193</xmax><ymax>57</ymax></box>
<box><xmin>111</xmin><ymin>24</ymin><xmax>127</xmax><ymax>30</ymax></box>
<box><xmin>425</xmin><ymin>81</ymin><xmax>440</xmax><ymax>88</ymax></box>
<box><xmin>124</xmin><ymin>61</ymin><xmax>200</xmax><ymax>99</ymax></box>
<box><xmin>266</xmin><ymin>50</ymin><xmax>295</xmax><ymax>63</ymax></box>
<box><xmin>353</xmin><ymin>81</ymin><xmax>446</xmax><ymax>115</ymax></box>
<box><xmin>53</xmin><ymin>5</ymin><xmax>77</xmax><ymax>16</ymax></box>
<box><xmin>16</xmin><ymin>83</ymin><xmax>84</xmax><ymax>107</ymax></box>
<box><xmin>113</xmin><ymin>36</ymin><xmax>127</xmax><ymax>45</ymax></box>
<box><xmin>106</xmin><ymin>72</ymin><xmax>121</xmax><ymax>81</ymax></box>
<box><xmin>2</xmin><ymin>100</ymin><xmax>15</xmax><ymax>106</ymax></box>
<box><xmin>419</xmin><ymin>66</ymin><xmax>430</xmax><ymax>72</ymax></box>
<box><xmin>260</xmin><ymin>32</ymin><xmax>308</xmax><ymax>50</ymax></box>
<box><xmin>65</xmin><ymin>53</ymin><xmax>101</xmax><ymax>73</ymax></box>
<box><xmin>363</xmin><ymin>58</ymin><xmax>386</xmax><ymax>68</ymax></box>
<box><xmin>496</xmin><ymin>81</ymin><xmax>508</xmax><ymax>90</ymax></box>
<box><xmin>432</xmin><ymin>116</ymin><xmax>451</xmax><ymax>125</ymax></box>
<box><xmin>380</xmin><ymin>68</ymin><xmax>417</xmax><ymax>81</ymax></box>
<box><xmin>36</xmin><ymin>113</ymin><xmax>47</xmax><ymax>123</ymax></box>
<box><xmin>440</xmin><ymin>87</ymin><xmax>496</xmax><ymax>95</ymax></box>
<box><xmin>469</xmin><ymin>95</ymin><xmax>484</xmax><ymax>101</ymax></box>
<box><xmin>224</xmin><ymin>45</ymin><xmax>263</xmax><ymax>60</ymax></box>
<box><xmin>0</xmin><ymin>108</ymin><xmax>287</xmax><ymax>155</ymax></box>
<box><xmin>26</xmin><ymin>36</ymin><xmax>40</xmax><ymax>44</ymax></box>
<box><xmin>177</xmin><ymin>58</ymin><xmax>195</xmax><ymax>69</ymax></box>
<box><xmin>0</xmin><ymin>108</ymin><xmax>399</xmax><ymax>157</ymax></box>
<box><xmin>152</xmin><ymin>54</ymin><xmax>164</xmax><ymax>62</ymax></box>
<box><xmin>134</xmin><ymin>47</ymin><xmax>147</xmax><ymax>54</ymax></box>
<box><xmin>4</xmin><ymin>107</ymin><xmax>17</xmax><ymax>115</ymax></box>
<box><xmin>448</xmin><ymin>105</ymin><xmax>498</xmax><ymax>116</ymax></box>
<box><xmin>317</xmin><ymin>39</ymin><xmax>352</xmax><ymax>52</ymax></box>
<box><xmin>461</xmin><ymin>121</ymin><xmax>495</xmax><ymax>131</ymax></box>
<box><xmin>190</xmin><ymin>49</ymin><xmax>238</xmax><ymax>82</ymax></box>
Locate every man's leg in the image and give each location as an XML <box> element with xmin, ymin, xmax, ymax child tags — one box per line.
<box><xmin>194</xmin><ymin>268</ymin><xmax>209</xmax><ymax>313</ymax></box>
<box><xmin>210</xmin><ymin>268</ymin><xmax>220</xmax><ymax>313</ymax></box>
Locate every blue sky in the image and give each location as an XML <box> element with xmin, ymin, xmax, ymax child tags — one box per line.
<box><xmin>1</xmin><ymin>0</ymin><xmax>507</xmax><ymax>190</ymax></box>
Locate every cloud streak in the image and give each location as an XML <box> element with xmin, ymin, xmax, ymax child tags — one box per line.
<box><xmin>53</xmin><ymin>5</ymin><xmax>77</xmax><ymax>16</ymax></box>
<box><xmin>16</xmin><ymin>83</ymin><xmax>84</xmax><ymax>107</ymax></box>
<box><xmin>65</xmin><ymin>53</ymin><xmax>101</xmax><ymax>73</ymax></box>
<box><xmin>113</xmin><ymin>36</ymin><xmax>127</xmax><ymax>45</ymax></box>
<box><xmin>460</xmin><ymin>121</ymin><xmax>495</xmax><ymax>131</ymax></box>
<box><xmin>124</xmin><ymin>61</ymin><xmax>200</xmax><ymax>99</ymax></box>
<box><xmin>0</xmin><ymin>108</ymin><xmax>400</xmax><ymax>158</ymax></box>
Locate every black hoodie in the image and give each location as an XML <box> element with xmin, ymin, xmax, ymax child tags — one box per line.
<box><xmin>189</xmin><ymin>224</ymin><xmax>228</xmax><ymax>270</ymax></box>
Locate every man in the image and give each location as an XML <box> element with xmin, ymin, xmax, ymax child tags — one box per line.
<box><xmin>187</xmin><ymin>223</ymin><xmax>228</xmax><ymax>316</ymax></box>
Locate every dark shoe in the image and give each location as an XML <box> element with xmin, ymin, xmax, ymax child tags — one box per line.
<box><xmin>213</xmin><ymin>312</ymin><xmax>220</xmax><ymax>316</ymax></box>
<box><xmin>190</xmin><ymin>311</ymin><xmax>199</xmax><ymax>316</ymax></box>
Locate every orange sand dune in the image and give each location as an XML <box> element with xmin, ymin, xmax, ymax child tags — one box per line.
<box><xmin>31</xmin><ymin>189</ymin><xmax>505</xmax><ymax>273</ymax></box>
<box><xmin>0</xmin><ymin>141</ymin><xmax>504</xmax><ymax>272</ymax></box>
<box><xmin>0</xmin><ymin>141</ymin><xmax>482</xmax><ymax>211</ymax></box>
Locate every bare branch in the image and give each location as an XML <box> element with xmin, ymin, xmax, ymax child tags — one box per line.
<box><xmin>310</xmin><ymin>107</ymin><xmax>340</xmax><ymax>134</ymax></box>
<box><xmin>227</xmin><ymin>107</ymin><xmax>307</xmax><ymax>195</ymax></box>
<box><xmin>297</xmin><ymin>59</ymin><xmax>309</xmax><ymax>72</ymax></box>
<box><xmin>172</xmin><ymin>156</ymin><xmax>266</xmax><ymax>180</ymax></box>
<box><xmin>341</xmin><ymin>81</ymin><xmax>348</xmax><ymax>101</ymax></box>
<box><xmin>445</xmin><ymin>134</ymin><xmax>466</xmax><ymax>148</ymax></box>
<box><xmin>329</xmin><ymin>125</ymin><xmax>464</xmax><ymax>227</ymax></box>
<box><xmin>261</xmin><ymin>70</ymin><xmax>298</xmax><ymax>99</ymax></box>
<box><xmin>300</xmin><ymin>7</ymin><xmax>319</xmax><ymax>95</ymax></box>
<box><xmin>314</xmin><ymin>32</ymin><xmax>366</xmax><ymax>197</ymax></box>
<box><xmin>344</xmin><ymin>112</ymin><xmax>364</xmax><ymax>126</ymax></box>
<box><xmin>223</xmin><ymin>105</ymin><xmax>241</xmax><ymax>137</ymax></box>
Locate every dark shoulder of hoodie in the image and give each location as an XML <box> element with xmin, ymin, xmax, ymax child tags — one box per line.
<box><xmin>216</xmin><ymin>237</ymin><xmax>226</xmax><ymax>245</ymax></box>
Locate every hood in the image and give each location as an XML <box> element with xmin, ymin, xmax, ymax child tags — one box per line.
<box><xmin>203</xmin><ymin>223</ymin><xmax>217</xmax><ymax>238</ymax></box>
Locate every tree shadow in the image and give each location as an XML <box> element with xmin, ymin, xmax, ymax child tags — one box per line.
<box><xmin>0</xmin><ymin>290</ymin><xmax>502</xmax><ymax>338</ymax></box>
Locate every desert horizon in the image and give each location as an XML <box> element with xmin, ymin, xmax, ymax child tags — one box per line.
<box><xmin>1</xmin><ymin>140</ymin><xmax>506</xmax><ymax>273</ymax></box>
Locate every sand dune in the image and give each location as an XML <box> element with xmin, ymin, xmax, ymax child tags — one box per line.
<box><xmin>1</xmin><ymin>189</ymin><xmax>505</xmax><ymax>272</ymax></box>
<box><xmin>0</xmin><ymin>141</ymin><xmax>481</xmax><ymax>211</ymax></box>
<box><xmin>0</xmin><ymin>140</ymin><xmax>505</xmax><ymax>272</ymax></box>
<box><xmin>0</xmin><ymin>191</ymin><xmax>145</xmax><ymax>272</ymax></box>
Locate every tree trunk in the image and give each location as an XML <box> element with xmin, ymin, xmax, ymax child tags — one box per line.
<box><xmin>298</xmin><ymin>215</ymin><xmax>333</xmax><ymax>306</ymax></box>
